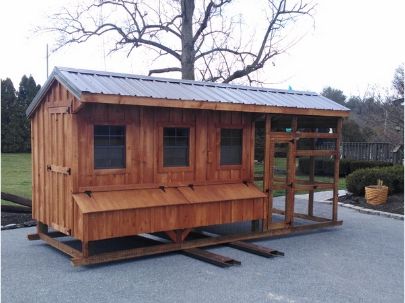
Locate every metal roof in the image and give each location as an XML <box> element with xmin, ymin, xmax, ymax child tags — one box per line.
<box><xmin>26</xmin><ymin>66</ymin><xmax>350</xmax><ymax>117</ymax></box>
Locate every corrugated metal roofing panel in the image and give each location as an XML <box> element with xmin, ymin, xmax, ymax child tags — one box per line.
<box><xmin>26</xmin><ymin>66</ymin><xmax>350</xmax><ymax>117</ymax></box>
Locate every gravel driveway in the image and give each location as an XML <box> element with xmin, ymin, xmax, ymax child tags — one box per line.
<box><xmin>2</xmin><ymin>198</ymin><xmax>403</xmax><ymax>303</ymax></box>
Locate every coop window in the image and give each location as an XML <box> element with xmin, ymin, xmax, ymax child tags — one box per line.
<box><xmin>94</xmin><ymin>125</ymin><xmax>125</xmax><ymax>169</ymax></box>
<box><xmin>220</xmin><ymin>128</ymin><xmax>243</xmax><ymax>165</ymax></box>
<box><xmin>163</xmin><ymin>127</ymin><xmax>190</xmax><ymax>167</ymax></box>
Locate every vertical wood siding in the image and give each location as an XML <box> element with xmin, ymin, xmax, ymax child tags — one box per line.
<box><xmin>76</xmin><ymin>104</ymin><xmax>255</xmax><ymax>189</ymax></box>
<box><xmin>31</xmin><ymin>81</ymin><xmax>77</xmax><ymax>232</ymax></box>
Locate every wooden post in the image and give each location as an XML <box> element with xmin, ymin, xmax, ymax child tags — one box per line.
<box><xmin>251</xmin><ymin>116</ymin><xmax>260</xmax><ymax>232</ymax></box>
<box><xmin>333</xmin><ymin>118</ymin><xmax>343</xmax><ymax>221</ymax></box>
<box><xmin>262</xmin><ymin>114</ymin><xmax>272</xmax><ymax>230</ymax></box>
<box><xmin>37</xmin><ymin>221</ymin><xmax>48</xmax><ymax>234</ymax></box>
<box><xmin>82</xmin><ymin>241</ymin><xmax>89</xmax><ymax>258</ymax></box>
<box><xmin>82</xmin><ymin>214</ymin><xmax>89</xmax><ymax>257</ymax></box>
<box><xmin>308</xmin><ymin>136</ymin><xmax>316</xmax><ymax>216</ymax></box>
<box><xmin>285</xmin><ymin>117</ymin><xmax>297</xmax><ymax>225</ymax></box>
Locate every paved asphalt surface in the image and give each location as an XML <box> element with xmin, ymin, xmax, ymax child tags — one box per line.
<box><xmin>1</xmin><ymin>198</ymin><xmax>403</xmax><ymax>303</ymax></box>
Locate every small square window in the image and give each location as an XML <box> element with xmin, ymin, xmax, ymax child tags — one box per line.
<box><xmin>220</xmin><ymin>128</ymin><xmax>242</xmax><ymax>165</ymax></box>
<box><xmin>163</xmin><ymin>127</ymin><xmax>189</xmax><ymax>167</ymax></box>
<box><xmin>94</xmin><ymin>125</ymin><xmax>125</xmax><ymax>169</ymax></box>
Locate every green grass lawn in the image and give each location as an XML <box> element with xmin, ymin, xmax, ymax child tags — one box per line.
<box><xmin>1</xmin><ymin>153</ymin><xmax>32</xmax><ymax>205</ymax></box>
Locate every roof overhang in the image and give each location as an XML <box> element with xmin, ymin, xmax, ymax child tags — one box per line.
<box><xmin>80</xmin><ymin>92</ymin><xmax>350</xmax><ymax>118</ymax></box>
<box><xmin>26</xmin><ymin>70</ymin><xmax>82</xmax><ymax>118</ymax></box>
<box><xmin>27</xmin><ymin>66</ymin><xmax>350</xmax><ymax>118</ymax></box>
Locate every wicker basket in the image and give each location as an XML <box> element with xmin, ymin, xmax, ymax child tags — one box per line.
<box><xmin>365</xmin><ymin>185</ymin><xmax>388</xmax><ymax>205</ymax></box>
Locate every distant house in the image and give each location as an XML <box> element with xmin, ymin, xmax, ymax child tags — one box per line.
<box><xmin>26</xmin><ymin>67</ymin><xmax>349</xmax><ymax>265</ymax></box>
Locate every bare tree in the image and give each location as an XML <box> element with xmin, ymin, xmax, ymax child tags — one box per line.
<box><xmin>47</xmin><ymin>0</ymin><xmax>314</xmax><ymax>82</ymax></box>
<box><xmin>392</xmin><ymin>63</ymin><xmax>404</xmax><ymax>98</ymax></box>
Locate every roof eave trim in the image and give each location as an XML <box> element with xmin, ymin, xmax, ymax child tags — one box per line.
<box><xmin>26</xmin><ymin>68</ymin><xmax>82</xmax><ymax>118</ymax></box>
<box><xmin>80</xmin><ymin>92</ymin><xmax>350</xmax><ymax>118</ymax></box>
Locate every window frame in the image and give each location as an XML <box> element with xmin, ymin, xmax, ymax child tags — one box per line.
<box><xmin>158</xmin><ymin>124</ymin><xmax>195</xmax><ymax>173</ymax></box>
<box><xmin>92</xmin><ymin>124</ymin><xmax>127</xmax><ymax>174</ymax></box>
<box><xmin>216</xmin><ymin>125</ymin><xmax>245</xmax><ymax>169</ymax></box>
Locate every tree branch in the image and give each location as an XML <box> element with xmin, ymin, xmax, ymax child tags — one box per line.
<box><xmin>148</xmin><ymin>67</ymin><xmax>181</xmax><ymax>76</ymax></box>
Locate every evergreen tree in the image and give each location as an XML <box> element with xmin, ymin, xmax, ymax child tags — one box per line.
<box><xmin>1</xmin><ymin>75</ymin><xmax>40</xmax><ymax>152</ymax></box>
<box><xmin>1</xmin><ymin>78</ymin><xmax>19</xmax><ymax>152</ymax></box>
<box><xmin>321</xmin><ymin>87</ymin><xmax>346</xmax><ymax>105</ymax></box>
<box><xmin>17</xmin><ymin>75</ymin><xmax>41</xmax><ymax>152</ymax></box>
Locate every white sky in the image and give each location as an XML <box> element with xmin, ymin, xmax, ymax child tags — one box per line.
<box><xmin>0</xmin><ymin>0</ymin><xmax>404</xmax><ymax>97</ymax></box>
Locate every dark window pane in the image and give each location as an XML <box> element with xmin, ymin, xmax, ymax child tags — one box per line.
<box><xmin>94</xmin><ymin>125</ymin><xmax>110</xmax><ymax>136</ymax></box>
<box><xmin>176</xmin><ymin>128</ymin><xmax>189</xmax><ymax>137</ymax></box>
<box><xmin>109</xmin><ymin>125</ymin><xmax>125</xmax><ymax>136</ymax></box>
<box><xmin>163</xmin><ymin>127</ymin><xmax>189</xmax><ymax>167</ymax></box>
<box><xmin>220</xmin><ymin>128</ymin><xmax>242</xmax><ymax>165</ymax></box>
<box><xmin>164</xmin><ymin>128</ymin><xmax>175</xmax><ymax>136</ymax></box>
<box><xmin>94</xmin><ymin>125</ymin><xmax>125</xmax><ymax>169</ymax></box>
<box><xmin>109</xmin><ymin>136</ymin><xmax>125</xmax><ymax>145</ymax></box>
<box><xmin>94</xmin><ymin>136</ymin><xmax>110</xmax><ymax>145</ymax></box>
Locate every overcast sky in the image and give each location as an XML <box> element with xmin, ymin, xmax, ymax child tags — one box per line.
<box><xmin>0</xmin><ymin>0</ymin><xmax>403</xmax><ymax>98</ymax></box>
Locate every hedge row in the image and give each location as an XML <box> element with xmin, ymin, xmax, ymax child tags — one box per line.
<box><xmin>346</xmin><ymin>165</ymin><xmax>404</xmax><ymax>196</ymax></box>
<box><xmin>297</xmin><ymin>158</ymin><xmax>393</xmax><ymax>177</ymax></box>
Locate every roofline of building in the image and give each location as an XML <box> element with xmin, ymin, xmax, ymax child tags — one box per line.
<box><xmin>27</xmin><ymin>66</ymin><xmax>350</xmax><ymax>118</ymax></box>
<box><xmin>79</xmin><ymin>92</ymin><xmax>350</xmax><ymax>117</ymax></box>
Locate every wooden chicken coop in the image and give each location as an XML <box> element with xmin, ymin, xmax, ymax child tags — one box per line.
<box><xmin>26</xmin><ymin>67</ymin><xmax>349</xmax><ymax>266</ymax></box>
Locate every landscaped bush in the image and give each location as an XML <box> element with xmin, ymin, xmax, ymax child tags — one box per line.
<box><xmin>298</xmin><ymin>158</ymin><xmax>393</xmax><ymax>177</ymax></box>
<box><xmin>346</xmin><ymin>165</ymin><xmax>404</xmax><ymax>196</ymax></box>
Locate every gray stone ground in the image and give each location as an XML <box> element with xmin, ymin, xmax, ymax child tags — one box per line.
<box><xmin>1</xmin><ymin>193</ymin><xmax>404</xmax><ymax>303</ymax></box>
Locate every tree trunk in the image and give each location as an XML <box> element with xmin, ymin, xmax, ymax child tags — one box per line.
<box><xmin>181</xmin><ymin>0</ymin><xmax>195</xmax><ymax>80</ymax></box>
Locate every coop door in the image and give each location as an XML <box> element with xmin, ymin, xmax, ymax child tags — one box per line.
<box><xmin>269</xmin><ymin>139</ymin><xmax>296</xmax><ymax>226</ymax></box>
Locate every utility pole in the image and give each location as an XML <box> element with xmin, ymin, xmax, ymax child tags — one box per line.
<box><xmin>46</xmin><ymin>44</ymin><xmax>49</xmax><ymax>78</ymax></box>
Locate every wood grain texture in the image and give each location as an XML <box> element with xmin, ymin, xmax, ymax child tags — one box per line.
<box><xmin>30</xmin><ymin>82</ymin><xmax>77</xmax><ymax>235</ymax></box>
<box><xmin>30</xmin><ymin>78</ymin><xmax>344</xmax><ymax>246</ymax></box>
<box><xmin>82</xmin><ymin>197</ymin><xmax>264</xmax><ymax>241</ymax></box>
<box><xmin>75</xmin><ymin>104</ymin><xmax>256</xmax><ymax>190</ymax></box>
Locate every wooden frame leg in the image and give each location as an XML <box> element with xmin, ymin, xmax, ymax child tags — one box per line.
<box><xmin>165</xmin><ymin>229</ymin><xmax>192</xmax><ymax>244</ymax></box>
<box><xmin>38</xmin><ymin>222</ymin><xmax>48</xmax><ymax>233</ymax></box>
<box><xmin>308</xmin><ymin>138</ymin><xmax>315</xmax><ymax>216</ymax></box>
<box><xmin>82</xmin><ymin>241</ymin><xmax>89</xmax><ymax>258</ymax></box>
<box><xmin>251</xmin><ymin>220</ymin><xmax>260</xmax><ymax>232</ymax></box>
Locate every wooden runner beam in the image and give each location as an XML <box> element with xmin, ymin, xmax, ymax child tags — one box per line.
<box><xmin>28</xmin><ymin>231</ymin><xmax>69</xmax><ymax>241</ymax></box>
<box><xmin>272</xmin><ymin>208</ymin><xmax>330</xmax><ymax>223</ymax></box>
<box><xmin>1</xmin><ymin>205</ymin><xmax>31</xmax><ymax>213</ymax></box>
<box><xmin>228</xmin><ymin>241</ymin><xmax>284</xmax><ymax>258</ymax></box>
<box><xmin>182</xmin><ymin>248</ymin><xmax>241</xmax><ymax>268</ymax></box>
<box><xmin>38</xmin><ymin>232</ymin><xmax>82</xmax><ymax>258</ymax></box>
<box><xmin>1</xmin><ymin>192</ymin><xmax>32</xmax><ymax>208</ymax></box>
<box><xmin>71</xmin><ymin>220</ymin><xmax>342</xmax><ymax>266</ymax></box>
<box><xmin>142</xmin><ymin>233</ymin><xmax>240</xmax><ymax>268</ymax></box>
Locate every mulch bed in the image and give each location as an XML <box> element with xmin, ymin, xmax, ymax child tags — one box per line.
<box><xmin>337</xmin><ymin>193</ymin><xmax>404</xmax><ymax>215</ymax></box>
<box><xmin>1</xmin><ymin>212</ymin><xmax>35</xmax><ymax>229</ymax></box>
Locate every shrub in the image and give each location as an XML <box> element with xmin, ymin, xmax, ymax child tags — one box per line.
<box><xmin>346</xmin><ymin>165</ymin><xmax>404</xmax><ymax>196</ymax></box>
<box><xmin>298</xmin><ymin>158</ymin><xmax>393</xmax><ymax>177</ymax></box>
